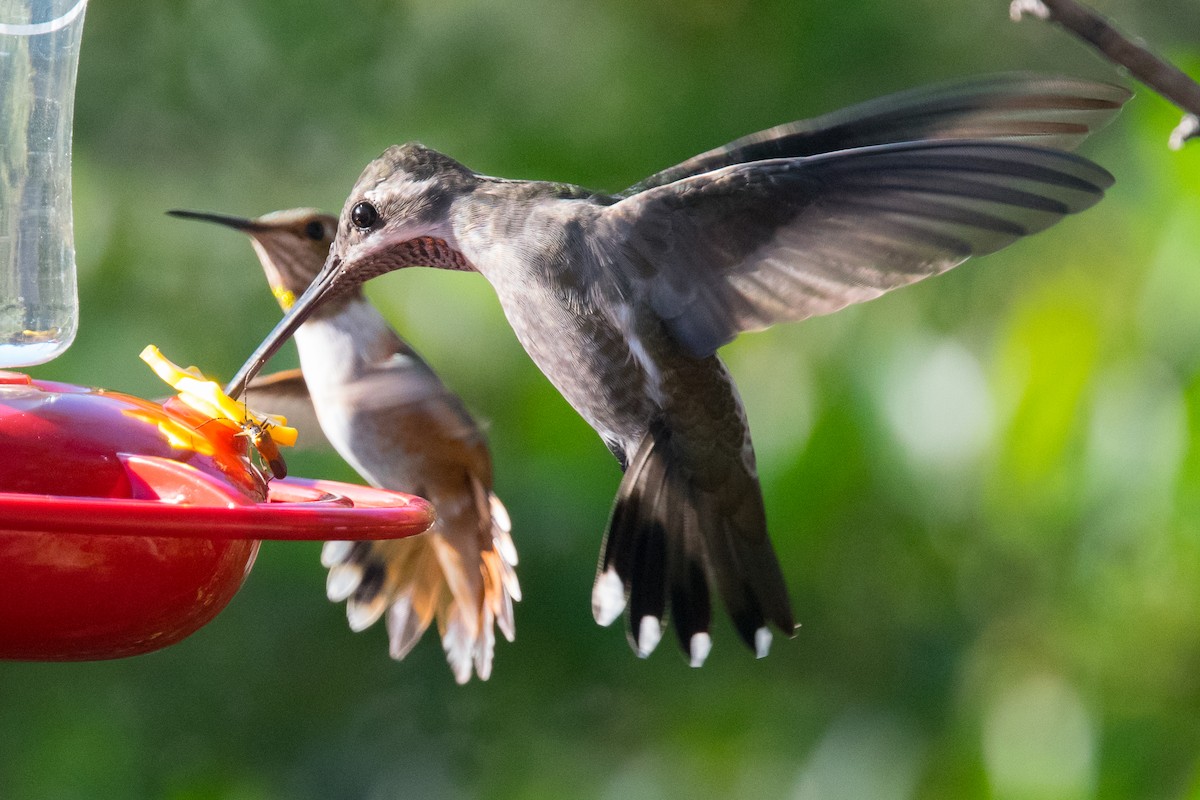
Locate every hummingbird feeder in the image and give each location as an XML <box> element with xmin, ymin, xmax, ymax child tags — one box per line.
<box><xmin>0</xmin><ymin>0</ymin><xmax>434</xmax><ymax>661</ymax></box>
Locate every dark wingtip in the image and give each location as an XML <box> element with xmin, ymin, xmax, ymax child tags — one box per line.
<box><xmin>266</xmin><ymin>456</ymin><xmax>288</xmax><ymax>480</ymax></box>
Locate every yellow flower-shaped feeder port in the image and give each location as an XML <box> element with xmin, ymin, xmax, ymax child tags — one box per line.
<box><xmin>140</xmin><ymin>345</ymin><xmax>298</xmax><ymax>478</ymax></box>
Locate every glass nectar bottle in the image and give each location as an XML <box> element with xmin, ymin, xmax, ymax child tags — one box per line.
<box><xmin>0</xmin><ymin>0</ymin><xmax>88</xmax><ymax>367</ymax></box>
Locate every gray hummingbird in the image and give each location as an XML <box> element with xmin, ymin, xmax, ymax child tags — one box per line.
<box><xmin>169</xmin><ymin>207</ymin><xmax>519</xmax><ymax>683</ymax></box>
<box><xmin>224</xmin><ymin>74</ymin><xmax>1128</xmax><ymax>666</ymax></box>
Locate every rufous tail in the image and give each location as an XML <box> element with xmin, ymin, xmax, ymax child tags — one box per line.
<box><xmin>322</xmin><ymin>491</ymin><xmax>519</xmax><ymax>683</ymax></box>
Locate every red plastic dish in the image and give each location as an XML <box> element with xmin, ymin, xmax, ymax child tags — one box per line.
<box><xmin>0</xmin><ymin>371</ymin><xmax>434</xmax><ymax>660</ymax></box>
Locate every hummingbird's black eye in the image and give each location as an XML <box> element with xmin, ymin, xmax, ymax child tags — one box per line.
<box><xmin>351</xmin><ymin>201</ymin><xmax>379</xmax><ymax>231</ymax></box>
<box><xmin>304</xmin><ymin>220</ymin><xmax>326</xmax><ymax>240</ymax></box>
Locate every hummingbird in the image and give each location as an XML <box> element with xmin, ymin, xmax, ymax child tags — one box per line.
<box><xmin>169</xmin><ymin>208</ymin><xmax>519</xmax><ymax>683</ymax></box>
<box><xmin>224</xmin><ymin>74</ymin><xmax>1128</xmax><ymax>666</ymax></box>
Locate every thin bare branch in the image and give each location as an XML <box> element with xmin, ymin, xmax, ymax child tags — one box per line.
<box><xmin>1011</xmin><ymin>0</ymin><xmax>1200</xmax><ymax>149</ymax></box>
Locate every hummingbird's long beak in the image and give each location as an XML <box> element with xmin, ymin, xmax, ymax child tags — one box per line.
<box><xmin>166</xmin><ymin>209</ymin><xmax>271</xmax><ymax>233</ymax></box>
<box><xmin>224</xmin><ymin>254</ymin><xmax>343</xmax><ymax>398</ymax></box>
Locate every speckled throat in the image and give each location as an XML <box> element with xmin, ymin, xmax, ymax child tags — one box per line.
<box><xmin>361</xmin><ymin>236</ymin><xmax>473</xmax><ymax>280</ymax></box>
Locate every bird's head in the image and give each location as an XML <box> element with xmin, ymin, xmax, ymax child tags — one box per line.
<box><xmin>324</xmin><ymin>142</ymin><xmax>478</xmax><ymax>286</ymax></box>
<box><xmin>248</xmin><ymin>209</ymin><xmax>338</xmax><ymax>306</ymax></box>
<box><xmin>224</xmin><ymin>144</ymin><xmax>478</xmax><ymax>397</ymax></box>
<box><xmin>169</xmin><ymin>207</ymin><xmax>338</xmax><ymax>310</ymax></box>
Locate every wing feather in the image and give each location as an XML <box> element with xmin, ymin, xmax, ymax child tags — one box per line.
<box><xmin>628</xmin><ymin>73</ymin><xmax>1128</xmax><ymax>193</ymax></box>
<box><xmin>604</xmin><ymin>141</ymin><xmax>1114</xmax><ymax>357</ymax></box>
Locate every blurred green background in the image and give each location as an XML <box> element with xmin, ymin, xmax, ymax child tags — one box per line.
<box><xmin>4</xmin><ymin>0</ymin><xmax>1200</xmax><ymax>797</ymax></box>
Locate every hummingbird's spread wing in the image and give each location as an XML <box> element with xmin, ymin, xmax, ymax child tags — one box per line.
<box><xmin>244</xmin><ymin>369</ymin><xmax>330</xmax><ymax>450</ymax></box>
<box><xmin>627</xmin><ymin>74</ymin><xmax>1128</xmax><ymax>194</ymax></box>
<box><xmin>603</xmin><ymin>140</ymin><xmax>1115</xmax><ymax>358</ymax></box>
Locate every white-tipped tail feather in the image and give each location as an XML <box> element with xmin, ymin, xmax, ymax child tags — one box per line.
<box><xmin>689</xmin><ymin>632</ymin><xmax>713</xmax><ymax>668</ymax></box>
<box><xmin>591</xmin><ymin>567</ymin><xmax>626</xmax><ymax>627</ymax></box>
<box><xmin>754</xmin><ymin>627</ymin><xmax>772</xmax><ymax>659</ymax></box>
<box><xmin>325</xmin><ymin>561</ymin><xmax>363</xmax><ymax>603</ymax></box>
<box><xmin>325</xmin><ymin>493</ymin><xmax>519</xmax><ymax>684</ymax></box>
<box><xmin>320</xmin><ymin>540</ymin><xmax>354</xmax><ymax>568</ymax></box>
<box><xmin>636</xmin><ymin>616</ymin><xmax>663</xmax><ymax>658</ymax></box>
<box><xmin>594</xmin><ymin>420</ymin><xmax>795</xmax><ymax>664</ymax></box>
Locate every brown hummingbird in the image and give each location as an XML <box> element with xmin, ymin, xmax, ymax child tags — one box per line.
<box><xmin>169</xmin><ymin>208</ymin><xmax>519</xmax><ymax>683</ymax></box>
<box><xmin>224</xmin><ymin>74</ymin><xmax>1128</xmax><ymax>665</ymax></box>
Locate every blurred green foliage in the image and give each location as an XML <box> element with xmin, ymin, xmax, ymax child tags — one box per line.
<box><xmin>4</xmin><ymin>1</ymin><xmax>1200</xmax><ymax>798</ymax></box>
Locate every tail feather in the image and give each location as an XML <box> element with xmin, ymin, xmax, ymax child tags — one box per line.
<box><xmin>430</xmin><ymin>534</ymin><xmax>482</xmax><ymax>639</ymax></box>
<box><xmin>703</xmin><ymin>500</ymin><xmax>775</xmax><ymax>654</ymax></box>
<box><xmin>625</xmin><ymin>444</ymin><xmax>672</xmax><ymax>657</ymax></box>
<box><xmin>490</xmin><ymin>495</ymin><xmax>516</xmax><ymax>561</ymax></box>
<box><xmin>439</xmin><ymin>602</ymin><xmax>475</xmax><ymax>684</ymax></box>
<box><xmin>321</xmin><ymin>539</ymin><xmax>354</xmax><ymax>568</ymax></box>
<box><xmin>347</xmin><ymin>560</ymin><xmax>392</xmax><ymax>631</ymax></box>
<box><xmin>323</xmin><ymin>489</ymin><xmax>519</xmax><ymax>683</ymax></box>
<box><xmin>595</xmin><ymin>422</ymin><xmax>793</xmax><ymax>663</ymax></box>
<box><xmin>474</xmin><ymin>606</ymin><xmax>497</xmax><ymax>681</ymax></box>
<box><xmin>326</xmin><ymin>561</ymin><xmax>363</xmax><ymax>603</ymax></box>
<box><xmin>484</xmin><ymin>492</ymin><xmax>521</xmax><ymax>619</ymax></box>
<box><xmin>626</xmin><ymin>519</ymin><xmax>668</xmax><ymax>657</ymax></box>
<box><xmin>668</xmin><ymin>500</ymin><xmax>713</xmax><ymax>665</ymax></box>
<box><xmin>386</xmin><ymin>596</ymin><xmax>426</xmax><ymax>660</ymax></box>
<box><xmin>482</xmin><ymin>546</ymin><xmax>518</xmax><ymax>642</ymax></box>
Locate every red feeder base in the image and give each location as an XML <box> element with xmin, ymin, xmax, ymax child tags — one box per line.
<box><xmin>0</xmin><ymin>371</ymin><xmax>434</xmax><ymax>660</ymax></box>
